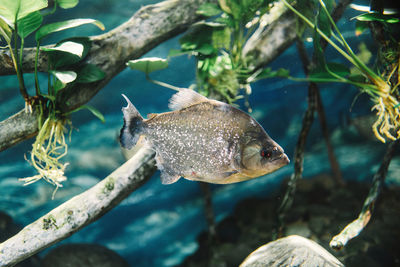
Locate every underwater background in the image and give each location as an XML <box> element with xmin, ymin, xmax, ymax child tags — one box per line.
<box><xmin>0</xmin><ymin>0</ymin><xmax>399</xmax><ymax>266</ymax></box>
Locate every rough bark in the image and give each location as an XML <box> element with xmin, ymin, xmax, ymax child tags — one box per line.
<box><xmin>0</xmin><ymin>147</ymin><xmax>156</xmax><ymax>267</ymax></box>
<box><xmin>243</xmin><ymin>4</ymin><xmax>297</xmax><ymax>72</ymax></box>
<box><xmin>0</xmin><ymin>109</ymin><xmax>38</xmax><ymax>151</ymax></box>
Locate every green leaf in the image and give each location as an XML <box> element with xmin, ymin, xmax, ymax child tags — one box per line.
<box><xmin>0</xmin><ymin>0</ymin><xmax>47</xmax><ymax>24</ymax></box>
<box><xmin>276</xmin><ymin>68</ymin><xmax>290</xmax><ymax>78</ymax></box>
<box><xmin>211</xmin><ymin>27</ymin><xmax>231</xmax><ymax>50</ymax></box>
<box><xmin>354</xmin><ymin>12</ymin><xmax>400</xmax><ymax>24</ymax></box>
<box><xmin>35</xmin><ymin>18</ymin><xmax>105</xmax><ymax>41</ymax></box>
<box><xmin>197</xmin><ymin>3</ymin><xmax>222</xmax><ymax>17</ymax></box>
<box><xmin>42</xmin><ymin>94</ymin><xmax>56</xmax><ymax>101</ymax></box>
<box><xmin>53</xmin><ymin>78</ymin><xmax>66</xmax><ymax>92</ymax></box>
<box><xmin>312</xmin><ymin>26</ymin><xmax>326</xmax><ymax>69</ymax></box>
<box><xmin>218</xmin><ymin>0</ymin><xmax>232</xmax><ymax>14</ymax></box>
<box><xmin>195</xmin><ymin>44</ymin><xmax>216</xmax><ymax>55</ymax></box>
<box><xmin>50</xmin><ymin>70</ymin><xmax>77</xmax><ymax>84</ymax></box>
<box><xmin>348</xmin><ymin>74</ymin><xmax>367</xmax><ymax>83</ymax></box>
<box><xmin>84</xmin><ymin>105</ymin><xmax>105</xmax><ymax>123</ymax></box>
<box><xmin>180</xmin><ymin>23</ymin><xmax>222</xmax><ymax>55</ymax></box>
<box><xmin>317</xmin><ymin>0</ymin><xmax>335</xmax><ymax>37</ymax></box>
<box><xmin>127</xmin><ymin>57</ymin><xmax>169</xmax><ymax>74</ymax></box>
<box><xmin>70</xmin><ymin>105</ymin><xmax>105</xmax><ymax>123</ymax></box>
<box><xmin>42</xmin><ymin>38</ymin><xmax>91</xmax><ymax>68</ymax></box>
<box><xmin>17</xmin><ymin>11</ymin><xmax>42</xmax><ymax>38</ymax></box>
<box><xmin>168</xmin><ymin>49</ymin><xmax>191</xmax><ymax>57</ymax></box>
<box><xmin>255</xmin><ymin>67</ymin><xmax>290</xmax><ymax>80</ymax></box>
<box><xmin>218</xmin><ymin>0</ymin><xmax>270</xmax><ymax>24</ymax></box>
<box><xmin>56</xmin><ymin>0</ymin><xmax>78</xmax><ymax>9</ymax></box>
<box><xmin>42</xmin><ymin>41</ymin><xmax>84</xmax><ymax>56</ymax></box>
<box><xmin>0</xmin><ymin>16</ymin><xmax>12</xmax><ymax>43</ymax></box>
<box><xmin>309</xmin><ymin>62</ymin><xmax>350</xmax><ymax>79</ymax></box>
<box><xmin>76</xmin><ymin>64</ymin><xmax>105</xmax><ymax>83</ymax></box>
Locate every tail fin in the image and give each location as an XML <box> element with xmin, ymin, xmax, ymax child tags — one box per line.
<box><xmin>120</xmin><ymin>94</ymin><xmax>144</xmax><ymax>149</ymax></box>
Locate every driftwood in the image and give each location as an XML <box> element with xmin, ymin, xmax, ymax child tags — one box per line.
<box><xmin>240</xmin><ymin>235</ymin><xmax>344</xmax><ymax>267</ymax></box>
<box><xmin>243</xmin><ymin>2</ymin><xmax>297</xmax><ymax>72</ymax></box>
<box><xmin>0</xmin><ymin>147</ymin><xmax>156</xmax><ymax>267</ymax></box>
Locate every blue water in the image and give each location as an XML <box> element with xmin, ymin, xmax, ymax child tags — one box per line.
<box><xmin>1</xmin><ymin>1</ymin><xmax>399</xmax><ymax>266</ymax></box>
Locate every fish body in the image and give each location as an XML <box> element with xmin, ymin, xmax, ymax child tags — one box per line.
<box><xmin>120</xmin><ymin>89</ymin><xmax>289</xmax><ymax>184</ymax></box>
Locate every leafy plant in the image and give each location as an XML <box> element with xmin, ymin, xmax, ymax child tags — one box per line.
<box><xmin>175</xmin><ymin>0</ymin><xmax>276</xmax><ymax>105</ymax></box>
<box><xmin>281</xmin><ymin>0</ymin><xmax>400</xmax><ymax>143</ymax></box>
<box><xmin>0</xmin><ymin>0</ymin><xmax>105</xmax><ymax>196</ymax></box>
<box><xmin>127</xmin><ymin>0</ymin><xmax>281</xmax><ymax>111</ymax></box>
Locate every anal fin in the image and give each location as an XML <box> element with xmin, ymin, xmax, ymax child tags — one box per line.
<box><xmin>161</xmin><ymin>171</ymin><xmax>181</xmax><ymax>185</ymax></box>
<box><xmin>220</xmin><ymin>170</ymin><xmax>239</xmax><ymax>178</ymax></box>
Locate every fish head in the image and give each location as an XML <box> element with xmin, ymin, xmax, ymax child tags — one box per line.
<box><xmin>240</xmin><ymin>131</ymin><xmax>289</xmax><ymax>177</ymax></box>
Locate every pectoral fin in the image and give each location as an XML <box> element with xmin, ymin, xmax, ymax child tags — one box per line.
<box><xmin>155</xmin><ymin>152</ymin><xmax>181</xmax><ymax>184</ymax></box>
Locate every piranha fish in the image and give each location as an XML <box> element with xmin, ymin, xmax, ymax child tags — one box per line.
<box><xmin>120</xmin><ymin>89</ymin><xmax>289</xmax><ymax>185</ymax></box>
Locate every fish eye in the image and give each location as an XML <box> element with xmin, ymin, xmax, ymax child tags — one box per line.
<box><xmin>260</xmin><ymin>149</ymin><xmax>271</xmax><ymax>158</ymax></box>
<box><xmin>261</xmin><ymin>147</ymin><xmax>279</xmax><ymax>158</ymax></box>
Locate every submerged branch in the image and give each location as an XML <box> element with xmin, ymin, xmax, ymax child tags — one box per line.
<box><xmin>275</xmin><ymin>39</ymin><xmax>317</xmax><ymax>236</ymax></box>
<box><xmin>199</xmin><ymin>182</ymin><xmax>217</xmax><ymax>242</ymax></box>
<box><xmin>0</xmin><ymin>147</ymin><xmax>156</xmax><ymax>267</ymax></box>
<box><xmin>276</xmin><ymin>80</ymin><xmax>317</xmax><ymax>237</ymax></box>
<box><xmin>330</xmin><ymin>140</ymin><xmax>398</xmax><ymax>250</ymax></box>
<box><xmin>315</xmin><ymin>88</ymin><xmax>344</xmax><ymax>186</ymax></box>
<box><xmin>275</xmin><ymin>0</ymin><xmax>351</xmax><ymax>235</ymax></box>
<box><xmin>296</xmin><ymin>38</ymin><xmax>344</xmax><ymax>185</ymax></box>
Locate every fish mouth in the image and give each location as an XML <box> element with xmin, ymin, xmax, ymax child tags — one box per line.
<box><xmin>272</xmin><ymin>153</ymin><xmax>290</xmax><ymax>165</ymax></box>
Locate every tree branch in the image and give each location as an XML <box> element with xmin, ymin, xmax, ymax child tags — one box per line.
<box><xmin>242</xmin><ymin>3</ymin><xmax>298</xmax><ymax>72</ymax></box>
<box><xmin>0</xmin><ymin>147</ymin><xmax>156</xmax><ymax>267</ymax></box>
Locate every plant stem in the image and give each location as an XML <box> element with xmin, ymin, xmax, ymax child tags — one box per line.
<box><xmin>317</xmin><ymin>0</ymin><xmax>382</xmax><ymax>82</ymax></box>
<box><xmin>288</xmin><ymin>76</ymin><xmax>379</xmax><ymax>92</ymax></box>
<box><xmin>34</xmin><ymin>42</ymin><xmax>41</xmax><ymax>95</ymax></box>
<box><xmin>281</xmin><ymin>0</ymin><xmax>358</xmax><ymax>67</ymax></box>
<box><xmin>12</xmin><ymin>23</ymin><xmax>28</xmax><ymax>101</ymax></box>
<box><xmin>145</xmin><ymin>74</ymin><xmax>183</xmax><ymax>91</ymax></box>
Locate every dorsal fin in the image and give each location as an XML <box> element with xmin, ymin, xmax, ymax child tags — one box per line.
<box><xmin>168</xmin><ymin>89</ymin><xmax>209</xmax><ymax>110</ymax></box>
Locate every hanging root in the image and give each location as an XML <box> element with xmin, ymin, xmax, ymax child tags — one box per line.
<box><xmin>371</xmin><ymin>63</ymin><xmax>400</xmax><ymax>143</ymax></box>
<box><xmin>20</xmin><ymin>117</ymin><xmax>70</xmax><ymax>197</ymax></box>
<box><xmin>371</xmin><ymin>95</ymin><xmax>399</xmax><ymax>143</ymax></box>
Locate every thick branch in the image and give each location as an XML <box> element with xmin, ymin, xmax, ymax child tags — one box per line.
<box><xmin>0</xmin><ymin>0</ymin><xmax>211</xmax><ymax>152</ymax></box>
<box><xmin>0</xmin><ymin>109</ymin><xmax>38</xmax><ymax>151</ymax></box>
<box><xmin>0</xmin><ymin>147</ymin><xmax>156</xmax><ymax>266</ymax></box>
<box><xmin>243</xmin><ymin>4</ymin><xmax>297</xmax><ymax>71</ymax></box>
